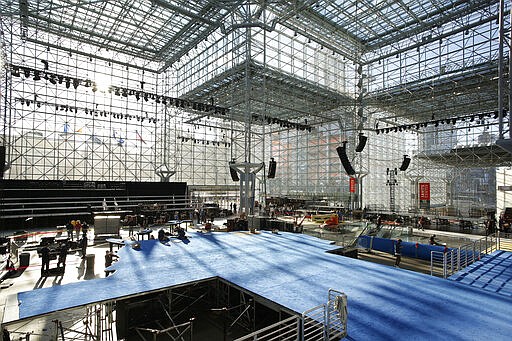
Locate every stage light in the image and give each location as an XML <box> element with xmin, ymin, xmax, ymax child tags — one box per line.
<box><xmin>33</xmin><ymin>71</ymin><xmax>40</xmax><ymax>81</ymax></box>
<box><xmin>12</xmin><ymin>66</ymin><xmax>20</xmax><ymax>77</ymax></box>
<box><xmin>23</xmin><ymin>68</ymin><xmax>30</xmax><ymax>78</ymax></box>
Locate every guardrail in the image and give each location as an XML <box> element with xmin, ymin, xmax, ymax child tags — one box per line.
<box><xmin>497</xmin><ymin>232</ymin><xmax>512</xmax><ymax>251</ymax></box>
<box><xmin>234</xmin><ymin>289</ymin><xmax>347</xmax><ymax>341</ymax></box>
<box><xmin>233</xmin><ymin>315</ymin><xmax>301</xmax><ymax>341</ymax></box>
<box><xmin>430</xmin><ymin>233</ymin><xmax>500</xmax><ymax>278</ymax></box>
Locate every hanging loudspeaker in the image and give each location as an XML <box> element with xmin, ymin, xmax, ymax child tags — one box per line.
<box><xmin>336</xmin><ymin>142</ymin><xmax>356</xmax><ymax>176</ymax></box>
<box><xmin>268</xmin><ymin>158</ymin><xmax>277</xmax><ymax>178</ymax></box>
<box><xmin>229</xmin><ymin>161</ymin><xmax>239</xmax><ymax>181</ymax></box>
<box><xmin>399</xmin><ymin>155</ymin><xmax>411</xmax><ymax>171</ymax></box>
<box><xmin>0</xmin><ymin>146</ymin><xmax>5</xmax><ymax>179</ymax></box>
<box><xmin>355</xmin><ymin>133</ymin><xmax>367</xmax><ymax>152</ymax></box>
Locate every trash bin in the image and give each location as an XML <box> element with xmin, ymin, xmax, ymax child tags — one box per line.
<box><xmin>85</xmin><ymin>254</ymin><xmax>95</xmax><ymax>275</ymax></box>
<box><xmin>19</xmin><ymin>252</ymin><xmax>30</xmax><ymax>268</ymax></box>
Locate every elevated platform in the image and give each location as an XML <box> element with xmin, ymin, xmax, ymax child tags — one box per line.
<box><xmin>449</xmin><ymin>250</ymin><xmax>512</xmax><ymax>297</ymax></box>
<box><xmin>5</xmin><ymin>232</ymin><xmax>512</xmax><ymax>340</ymax></box>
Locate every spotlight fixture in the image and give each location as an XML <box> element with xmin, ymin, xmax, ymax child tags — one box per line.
<box><xmin>23</xmin><ymin>68</ymin><xmax>30</xmax><ymax>78</ymax></box>
<box><xmin>33</xmin><ymin>70</ymin><xmax>40</xmax><ymax>81</ymax></box>
<box><xmin>12</xmin><ymin>66</ymin><xmax>20</xmax><ymax>77</ymax></box>
<box><xmin>73</xmin><ymin>78</ymin><xmax>79</xmax><ymax>89</ymax></box>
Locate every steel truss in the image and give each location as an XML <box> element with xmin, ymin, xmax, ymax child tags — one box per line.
<box><xmin>1</xmin><ymin>0</ymin><xmax>510</xmax><ymax>216</ymax></box>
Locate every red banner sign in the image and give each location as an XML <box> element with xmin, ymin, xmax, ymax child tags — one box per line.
<box><xmin>419</xmin><ymin>182</ymin><xmax>430</xmax><ymax>201</ymax></box>
<box><xmin>349</xmin><ymin>177</ymin><xmax>356</xmax><ymax>193</ymax></box>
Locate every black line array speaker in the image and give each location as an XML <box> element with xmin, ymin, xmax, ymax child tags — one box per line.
<box><xmin>399</xmin><ymin>155</ymin><xmax>411</xmax><ymax>171</ymax></box>
<box><xmin>0</xmin><ymin>145</ymin><xmax>5</xmax><ymax>179</ymax></box>
<box><xmin>336</xmin><ymin>142</ymin><xmax>356</xmax><ymax>176</ymax></box>
<box><xmin>355</xmin><ymin>133</ymin><xmax>367</xmax><ymax>152</ymax></box>
<box><xmin>268</xmin><ymin>158</ymin><xmax>277</xmax><ymax>178</ymax></box>
<box><xmin>229</xmin><ymin>161</ymin><xmax>239</xmax><ymax>181</ymax></box>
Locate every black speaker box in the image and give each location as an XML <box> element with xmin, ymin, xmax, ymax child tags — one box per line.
<box><xmin>229</xmin><ymin>161</ymin><xmax>239</xmax><ymax>181</ymax></box>
<box><xmin>336</xmin><ymin>144</ymin><xmax>356</xmax><ymax>176</ymax></box>
<box><xmin>399</xmin><ymin>156</ymin><xmax>411</xmax><ymax>171</ymax></box>
<box><xmin>355</xmin><ymin>134</ymin><xmax>367</xmax><ymax>152</ymax></box>
<box><xmin>0</xmin><ymin>145</ymin><xmax>5</xmax><ymax>179</ymax></box>
<box><xmin>268</xmin><ymin>158</ymin><xmax>277</xmax><ymax>178</ymax></box>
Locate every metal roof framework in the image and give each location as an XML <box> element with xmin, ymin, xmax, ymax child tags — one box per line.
<box><xmin>0</xmin><ymin>0</ymin><xmax>508</xmax><ymax>213</ymax></box>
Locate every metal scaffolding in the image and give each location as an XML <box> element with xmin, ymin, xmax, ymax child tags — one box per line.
<box><xmin>0</xmin><ymin>0</ymin><xmax>510</xmax><ymax>216</ymax></box>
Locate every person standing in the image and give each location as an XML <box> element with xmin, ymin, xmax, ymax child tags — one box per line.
<box><xmin>57</xmin><ymin>242</ymin><xmax>69</xmax><ymax>270</ymax></box>
<box><xmin>40</xmin><ymin>245</ymin><xmax>51</xmax><ymax>276</ymax></box>
<box><xmin>66</xmin><ymin>221</ymin><xmax>74</xmax><ymax>241</ymax></box>
<box><xmin>80</xmin><ymin>235</ymin><xmax>88</xmax><ymax>258</ymax></box>
<box><xmin>74</xmin><ymin>220</ymin><xmax>83</xmax><ymax>240</ymax></box>
<box><xmin>418</xmin><ymin>216</ymin><xmax>425</xmax><ymax>231</ymax></box>
<box><xmin>394</xmin><ymin>239</ymin><xmax>402</xmax><ymax>267</ymax></box>
<box><xmin>104</xmin><ymin>251</ymin><xmax>119</xmax><ymax>277</ymax></box>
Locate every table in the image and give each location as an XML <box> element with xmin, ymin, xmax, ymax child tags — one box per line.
<box><xmin>167</xmin><ymin>220</ymin><xmax>192</xmax><ymax>233</ymax></box>
<box><xmin>105</xmin><ymin>238</ymin><xmax>125</xmax><ymax>252</ymax></box>
<box><xmin>136</xmin><ymin>229</ymin><xmax>153</xmax><ymax>241</ymax></box>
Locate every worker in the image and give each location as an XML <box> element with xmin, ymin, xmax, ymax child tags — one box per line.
<box><xmin>104</xmin><ymin>251</ymin><xmax>119</xmax><ymax>277</ymax></box>
<box><xmin>429</xmin><ymin>234</ymin><xmax>441</xmax><ymax>246</ymax></box>
<box><xmin>57</xmin><ymin>242</ymin><xmax>69</xmax><ymax>270</ymax></box>
<box><xmin>40</xmin><ymin>245</ymin><xmax>51</xmax><ymax>276</ymax></box>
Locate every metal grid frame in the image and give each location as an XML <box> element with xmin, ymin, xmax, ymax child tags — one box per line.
<box><xmin>0</xmin><ymin>0</ymin><xmax>510</xmax><ymax>215</ymax></box>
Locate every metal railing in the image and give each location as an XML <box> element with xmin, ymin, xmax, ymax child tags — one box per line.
<box><xmin>302</xmin><ymin>304</ymin><xmax>327</xmax><ymax>341</ymax></box>
<box><xmin>497</xmin><ymin>232</ymin><xmax>512</xmax><ymax>251</ymax></box>
<box><xmin>431</xmin><ymin>233</ymin><xmax>502</xmax><ymax>278</ymax></box>
<box><xmin>431</xmin><ymin>249</ymin><xmax>456</xmax><ymax>278</ymax></box>
<box><xmin>234</xmin><ymin>289</ymin><xmax>348</xmax><ymax>341</ymax></box>
<box><xmin>302</xmin><ymin>289</ymin><xmax>348</xmax><ymax>341</ymax></box>
<box><xmin>233</xmin><ymin>315</ymin><xmax>301</xmax><ymax>341</ymax></box>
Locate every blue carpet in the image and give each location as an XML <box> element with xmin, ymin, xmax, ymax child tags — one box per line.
<box><xmin>449</xmin><ymin>250</ymin><xmax>512</xmax><ymax>297</ymax></box>
<box><xmin>16</xmin><ymin>231</ymin><xmax>512</xmax><ymax>340</ymax></box>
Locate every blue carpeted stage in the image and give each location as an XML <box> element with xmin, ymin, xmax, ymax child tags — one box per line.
<box><xmin>449</xmin><ymin>250</ymin><xmax>512</xmax><ymax>297</ymax></box>
<box><xmin>11</xmin><ymin>231</ymin><xmax>512</xmax><ymax>340</ymax></box>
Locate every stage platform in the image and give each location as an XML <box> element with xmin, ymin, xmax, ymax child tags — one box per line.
<box><xmin>449</xmin><ymin>250</ymin><xmax>512</xmax><ymax>297</ymax></box>
<box><xmin>5</xmin><ymin>231</ymin><xmax>512</xmax><ymax>340</ymax></box>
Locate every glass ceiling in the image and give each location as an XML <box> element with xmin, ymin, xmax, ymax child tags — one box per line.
<box><xmin>0</xmin><ymin>0</ymin><xmax>505</xmax><ymax>129</ymax></box>
<box><xmin>1</xmin><ymin>0</ymin><xmax>499</xmax><ymax>69</ymax></box>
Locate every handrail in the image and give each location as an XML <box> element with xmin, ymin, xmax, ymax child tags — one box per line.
<box><xmin>233</xmin><ymin>315</ymin><xmax>300</xmax><ymax>341</ymax></box>
<box><xmin>431</xmin><ymin>233</ymin><xmax>501</xmax><ymax>278</ymax></box>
